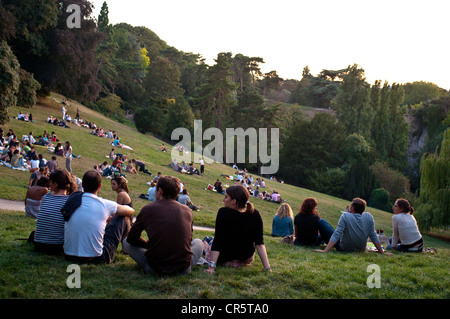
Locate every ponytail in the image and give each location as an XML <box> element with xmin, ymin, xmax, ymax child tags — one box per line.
<box><xmin>226</xmin><ymin>185</ymin><xmax>254</xmax><ymax>214</ymax></box>
<box><xmin>396</xmin><ymin>198</ymin><xmax>414</xmax><ymax>215</ymax></box>
<box><xmin>245</xmin><ymin>201</ymin><xmax>254</xmax><ymax>214</ymax></box>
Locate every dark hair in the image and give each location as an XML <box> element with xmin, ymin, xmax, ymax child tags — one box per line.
<box><xmin>49</xmin><ymin>169</ymin><xmax>76</xmax><ymax>194</ymax></box>
<box><xmin>112</xmin><ymin>176</ymin><xmax>129</xmax><ymax>193</ymax></box>
<box><xmin>396</xmin><ymin>198</ymin><xmax>415</xmax><ymax>215</ymax></box>
<box><xmin>226</xmin><ymin>185</ymin><xmax>254</xmax><ymax>214</ymax></box>
<box><xmin>299</xmin><ymin>197</ymin><xmax>319</xmax><ymax>216</ymax></box>
<box><xmin>82</xmin><ymin>170</ymin><xmax>102</xmax><ymax>193</ymax></box>
<box><xmin>156</xmin><ymin>175</ymin><xmax>180</xmax><ymax>199</ymax></box>
<box><xmin>351</xmin><ymin>198</ymin><xmax>366</xmax><ymax>214</ymax></box>
<box><xmin>36</xmin><ymin>176</ymin><xmax>50</xmax><ymax>188</ymax></box>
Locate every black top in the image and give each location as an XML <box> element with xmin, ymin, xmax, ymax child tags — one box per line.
<box><xmin>211</xmin><ymin>207</ymin><xmax>264</xmax><ymax>264</ymax></box>
<box><xmin>294</xmin><ymin>214</ymin><xmax>320</xmax><ymax>245</ymax></box>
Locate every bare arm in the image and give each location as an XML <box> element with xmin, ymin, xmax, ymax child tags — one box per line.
<box><xmin>206</xmin><ymin>250</ymin><xmax>220</xmax><ymax>274</ymax></box>
<box><xmin>116</xmin><ymin>204</ymin><xmax>134</xmax><ymax>218</ymax></box>
<box><xmin>256</xmin><ymin>244</ymin><xmax>271</xmax><ymax>271</ymax></box>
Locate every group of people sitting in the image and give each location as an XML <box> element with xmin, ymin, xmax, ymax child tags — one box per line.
<box><xmin>16</xmin><ymin>111</ymin><xmax>34</xmax><ymax>122</ymax></box>
<box><xmin>211</xmin><ymin>174</ymin><xmax>283</xmax><ymax>204</ymax></box>
<box><xmin>24</xmin><ymin>163</ymin><xmax>425</xmax><ymax>278</ymax></box>
<box><xmin>271</xmin><ymin>197</ymin><xmax>424</xmax><ymax>254</ymax></box>
<box><xmin>26</xmin><ymin>170</ymin><xmax>272</xmax><ymax>275</ymax></box>
<box><xmin>170</xmin><ymin>159</ymin><xmax>203</xmax><ymax>176</ymax></box>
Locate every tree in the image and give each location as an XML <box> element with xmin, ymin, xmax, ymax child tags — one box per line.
<box><xmin>16</xmin><ymin>69</ymin><xmax>41</xmax><ymax>108</ymax></box>
<box><xmin>415</xmin><ymin>129</ymin><xmax>450</xmax><ymax>231</ymax></box>
<box><xmin>164</xmin><ymin>96</ymin><xmax>194</xmax><ymax>138</ymax></box>
<box><xmin>402</xmin><ymin>81</ymin><xmax>448</xmax><ymax>106</ymax></box>
<box><xmin>0</xmin><ymin>40</ymin><xmax>20</xmax><ymax>124</ymax></box>
<box><xmin>144</xmin><ymin>55</ymin><xmax>183</xmax><ymax>100</ymax></box>
<box><xmin>39</xmin><ymin>0</ymin><xmax>103</xmax><ymax>102</ymax></box>
<box><xmin>342</xmin><ymin>133</ymin><xmax>376</xmax><ymax>200</ymax></box>
<box><xmin>279</xmin><ymin>113</ymin><xmax>347</xmax><ymax>188</ymax></box>
<box><xmin>333</xmin><ymin>64</ymin><xmax>373</xmax><ymax>138</ymax></box>
<box><xmin>0</xmin><ymin>0</ymin><xmax>16</xmax><ymax>41</ymax></box>
<box><xmin>192</xmin><ymin>52</ymin><xmax>237</xmax><ymax>131</ymax></box>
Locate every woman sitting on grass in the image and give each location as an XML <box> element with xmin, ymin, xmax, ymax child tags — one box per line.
<box><xmin>271</xmin><ymin>203</ymin><xmax>294</xmax><ymax>237</ymax></box>
<box><xmin>206</xmin><ymin>185</ymin><xmax>271</xmax><ymax>274</ymax></box>
<box><xmin>388</xmin><ymin>198</ymin><xmax>424</xmax><ymax>253</ymax></box>
<box><xmin>29</xmin><ymin>169</ymin><xmax>77</xmax><ymax>254</ymax></box>
<box><xmin>111</xmin><ymin>176</ymin><xmax>132</xmax><ymax>207</ymax></box>
<box><xmin>294</xmin><ymin>197</ymin><xmax>335</xmax><ymax>247</ymax></box>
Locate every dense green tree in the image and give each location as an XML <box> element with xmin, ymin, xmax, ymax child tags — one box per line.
<box><xmin>164</xmin><ymin>96</ymin><xmax>195</xmax><ymax>138</ymax></box>
<box><xmin>192</xmin><ymin>52</ymin><xmax>237</xmax><ymax>131</ymax></box>
<box><xmin>0</xmin><ymin>0</ymin><xmax>16</xmax><ymax>41</ymax></box>
<box><xmin>333</xmin><ymin>64</ymin><xmax>373</xmax><ymax>138</ymax></box>
<box><xmin>0</xmin><ymin>40</ymin><xmax>20</xmax><ymax>124</ymax></box>
<box><xmin>143</xmin><ymin>55</ymin><xmax>184</xmax><ymax>100</ymax></box>
<box><xmin>402</xmin><ymin>81</ymin><xmax>448</xmax><ymax>106</ymax></box>
<box><xmin>16</xmin><ymin>69</ymin><xmax>41</xmax><ymax>108</ymax></box>
<box><xmin>279</xmin><ymin>113</ymin><xmax>347</xmax><ymax>187</ymax></box>
<box><xmin>37</xmin><ymin>0</ymin><xmax>103</xmax><ymax>102</ymax></box>
<box><xmin>415</xmin><ymin>129</ymin><xmax>450</xmax><ymax>231</ymax></box>
<box><xmin>342</xmin><ymin>133</ymin><xmax>376</xmax><ymax>200</ymax></box>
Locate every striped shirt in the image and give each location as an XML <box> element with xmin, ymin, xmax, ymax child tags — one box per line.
<box><xmin>34</xmin><ymin>194</ymin><xmax>69</xmax><ymax>245</ymax></box>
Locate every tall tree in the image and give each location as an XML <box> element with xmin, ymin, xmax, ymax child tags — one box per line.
<box><xmin>38</xmin><ymin>0</ymin><xmax>103</xmax><ymax>102</ymax></box>
<box><xmin>192</xmin><ymin>52</ymin><xmax>237</xmax><ymax>131</ymax></box>
<box><xmin>0</xmin><ymin>40</ymin><xmax>20</xmax><ymax>124</ymax></box>
<box><xmin>415</xmin><ymin>128</ymin><xmax>450</xmax><ymax>231</ymax></box>
<box><xmin>333</xmin><ymin>64</ymin><xmax>373</xmax><ymax>138</ymax></box>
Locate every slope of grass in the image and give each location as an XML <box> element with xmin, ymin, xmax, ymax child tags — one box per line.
<box><xmin>1</xmin><ymin>93</ymin><xmax>449</xmax><ymax>300</ymax></box>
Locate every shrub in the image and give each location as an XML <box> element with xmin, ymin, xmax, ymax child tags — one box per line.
<box><xmin>368</xmin><ymin>188</ymin><xmax>392</xmax><ymax>212</ymax></box>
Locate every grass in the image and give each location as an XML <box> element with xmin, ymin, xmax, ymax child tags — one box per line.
<box><xmin>0</xmin><ymin>93</ymin><xmax>449</xmax><ymax>300</ymax></box>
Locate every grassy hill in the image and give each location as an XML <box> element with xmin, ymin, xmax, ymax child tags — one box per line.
<box><xmin>0</xmin><ymin>93</ymin><xmax>449</xmax><ymax>300</ymax></box>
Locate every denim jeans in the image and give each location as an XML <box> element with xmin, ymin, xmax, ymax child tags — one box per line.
<box><xmin>316</xmin><ymin>219</ymin><xmax>342</xmax><ymax>251</ymax></box>
<box><xmin>123</xmin><ymin>238</ymin><xmax>203</xmax><ymax>275</ymax></box>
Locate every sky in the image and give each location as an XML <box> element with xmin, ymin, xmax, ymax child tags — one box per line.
<box><xmin>90</xmin><ymin>0</ymin><xmax>450</xmax><ymax>90</ymax></box>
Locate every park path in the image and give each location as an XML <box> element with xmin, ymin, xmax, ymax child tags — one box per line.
<box><xmin>0</xmin><ymin>198</ymin><xmax>214</xmax><ymax>232</ymax></box>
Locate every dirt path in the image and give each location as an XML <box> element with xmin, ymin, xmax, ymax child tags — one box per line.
<box><xmin>0</xmin><ymin>198</ymin><xmax>214</xmax><ymax>232</ymax></box>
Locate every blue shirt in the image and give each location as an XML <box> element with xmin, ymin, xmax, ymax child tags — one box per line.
<box><xmin>271</xmin><ymin>215</ymin><xmax>294</xmax><ymax>237</ymax></box>
<box><xmin>147</xmin><ymin>187</ymin><xmax>156</xmax><ymax>202</ymax></box>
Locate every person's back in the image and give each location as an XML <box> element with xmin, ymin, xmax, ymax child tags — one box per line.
<box><xmin>177</xmin><ymin>193</ymin><xmax>190</xmax><ymax>206</ymax></box>
<box><xmin>271</xmin><ymin>215</ymin><xmax>293</xmax><ymax>237</ymax></box>
<box><xmin>127</xmin><ymin>199</ymin><xmax>193</xmax><ymax>273</ymax></box>
<box><xmin>392</xmin><ymin>213</ymin><xmax>421</xmax><ymax>246</ymax></box>
<box><xmin>147</xmin><ymin>186</ymin><xmax>156</xmax><ymax>201</ymax></box>
<box><xmin>212</xmin><ymin>207</ymin><xmax>264</xmax><ymax>264</ymax></box>
<box><xmin>330</xmin><ymin>212</ymin><xmax>378</xmax><ymax>252</ymax></box>
<box><xmin>294</xmin><ymin>213</ymin><xmax>320</xmax><ymax>245</ymax></box>
<box><xmin>64</xmin><ymin>193</ymin><xmax>117</xmax><ymax>258</ymax></box>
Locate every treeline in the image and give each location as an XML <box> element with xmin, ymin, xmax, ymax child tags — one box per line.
<box><xmin>1</xmin><ymin>1</ymin><xmax>449</xmax><ymax>218</ymax></box>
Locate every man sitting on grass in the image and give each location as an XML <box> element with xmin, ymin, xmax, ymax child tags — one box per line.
<box><xmin>63</xmin><ymin>170</ymin><xmax>135</xmax><ymax>264</ymax></box>
<box><xmin>316</xmin><ymin>198</ymin><xmax>392</xmax><ymax>255</ymax></box>
<box><xmin>123</xmin><ymin>175</ymin><xmax>203</xmax><ymax>275</ymax></box>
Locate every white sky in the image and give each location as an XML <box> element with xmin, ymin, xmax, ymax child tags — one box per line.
<box><xmin>90</xmin><ymin>0</ymin><xmax>450</xmax><ymax>90</ymax></box>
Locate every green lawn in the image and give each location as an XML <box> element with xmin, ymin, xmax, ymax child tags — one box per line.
<box><xmin>1</xmin><ymin>93</ymin><xmax>449</xmax><ymax>299</ymax></box>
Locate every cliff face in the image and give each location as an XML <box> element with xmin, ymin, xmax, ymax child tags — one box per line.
<box><xmin>406</xmin><ymin>111</ymin><xmax>427</xmax><ymax>168</ymax></box>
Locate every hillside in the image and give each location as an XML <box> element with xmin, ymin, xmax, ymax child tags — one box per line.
<box><xmin>2</xmin><ymin>92</ymin><xmax>394</xmax><ymax>234</ymax></box>
<box><xmin>1</xmin><ymin>93</ymin><xmax>449</xmax><ymax>300</ymax></box>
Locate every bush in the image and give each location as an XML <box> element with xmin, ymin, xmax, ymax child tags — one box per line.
<box><xmin>368</xmin><ymin>188</ymin><xmax>392</xmax><ymax>212</ymax></box>
<box><xmin>309</xmin><ymin>167</ymin><xmax>345</xmax><ymax>198</ymax></box>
